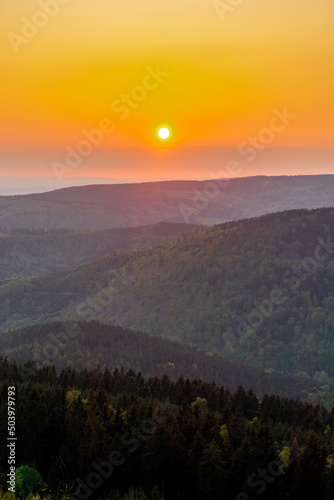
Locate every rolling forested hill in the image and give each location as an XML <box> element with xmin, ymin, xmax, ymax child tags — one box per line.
<box><xmin>1</xmin><ymin>175</ymin><xmax>334</xmax><ymax>229</ymax></box>
<box><xmin>1</xmin><ymin>207</ymin><xmax>334</xmax><ymax>392</ymax></box>
<box><xmin>0</xmin><ymin>320</ymin><xmax>323</xmax><ymax>401</ymax></box>
<box><xmin>0</xmin><ymin>222</ymin><xmax>202</xmax><ymax>279</ymax></box>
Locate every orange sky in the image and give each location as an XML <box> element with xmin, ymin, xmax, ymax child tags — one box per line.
<box><xmin>1</xmin><ymin>0</ymin><xmax>333</xmax><ymax>188</ymax></box>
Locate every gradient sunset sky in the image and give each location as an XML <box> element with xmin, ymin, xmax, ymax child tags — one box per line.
<box><xmin>1</xmin><ymin>0</ymin><xmax>333</xmax><ymax>193</ymax></box>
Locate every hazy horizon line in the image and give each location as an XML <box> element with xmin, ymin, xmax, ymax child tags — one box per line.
<box><xmin>1</xmin><ymin>173</ymin><xmax>334</xmax><ymax>197</ymax></box>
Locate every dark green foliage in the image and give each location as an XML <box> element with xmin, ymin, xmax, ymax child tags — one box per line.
<box><xmin>2</xmin><ymin>207</ymin><xmax>334</xmax><ymax>389</ymax></box>
<box><xmin>0</xmin><ymin>321</ymin><xmax>323</xmax><ymax>400</ymax></box>
<box><xmin>1</xmin><ymin>360</ymin><xmax>334</xmax><ymax>500</ymax></box>
<box><xmin>15</xmin><ymin>465</ymin><xmax>42</xmax><ymax>498</ymax></box>
<box><xmin>0</xmin><ymin>222</ymin><xmax>202</xmax><ymax>279</ymax></box>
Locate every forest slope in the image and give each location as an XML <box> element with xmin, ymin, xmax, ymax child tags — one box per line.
<box><xmin>0</xmin><ymin>320</ymin><xmax>322</xmax><ymax>401</ymax></box>
<box><xmin>1</xmin><ymin>208</ymin><xmax>334</xmax><ymax>387</ymax></box>
<box><xmin>0</xmin><ymin>222</ymin><xmax>201</xmax><ymax>279</ymax></box>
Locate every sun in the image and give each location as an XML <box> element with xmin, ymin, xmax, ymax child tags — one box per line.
<box><xmin>158</xmin><ymin>127</ymin><xmax>170</xmax><ymax>140</ymax></box>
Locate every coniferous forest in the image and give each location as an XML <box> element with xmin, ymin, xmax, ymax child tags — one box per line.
<box><xmin>1</xmin><ymin>359</ymin><xmax>334</xmax><ymax>500</ymax></box>
<box><xmin>3</xmin><ymin>0</ymin><xmax>334</xmax><ymax>488</ymax></box>
<box><xmin>2</xmin><ymin>195</ymin><xmax>334</xmax><ymax>498</ymax></box>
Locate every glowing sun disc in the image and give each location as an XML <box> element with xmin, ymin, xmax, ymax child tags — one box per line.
<box><xmin>158</xmin><ymin>127</ymin><xmax>170</xmax><ymax>139</ymax></box>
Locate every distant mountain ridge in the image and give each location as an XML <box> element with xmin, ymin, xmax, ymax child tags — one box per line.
<box><xmin>1</xmin><ymin>175</ymin><xmax>334</xmax><ymax>229</ymax></box>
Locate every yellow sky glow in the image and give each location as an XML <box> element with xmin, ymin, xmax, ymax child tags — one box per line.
<box><xmin>1</xmin><ymin>0</ymin><xmax>333</xmax><ymax>181</ymax></box>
